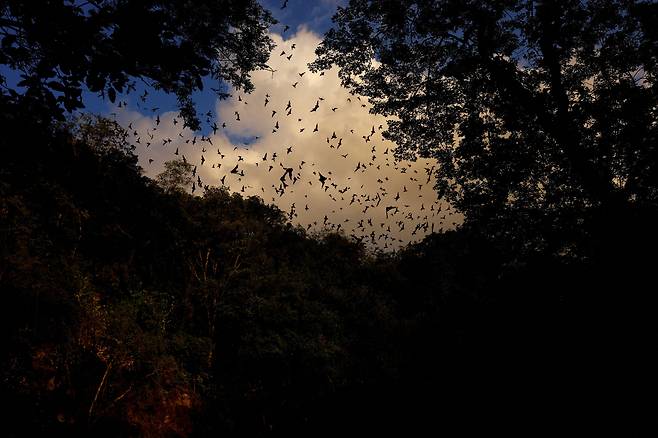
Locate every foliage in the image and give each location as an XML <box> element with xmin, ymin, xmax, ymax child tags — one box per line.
<box><xmin>0</xmin><ymin>111</ymin><xmax>407</xmax><ymax>435</ymax></box>
<box><xmin>5</xmin><ymin>104</ymin><xmax>602</xmax><ymax>435</ymax></box>
<box><xmin>310</xmin><ymin>0</ymin><xmax>658</xmax><ymax>255</ymax></box>
<box><xmin>68</xmin><ymin>114</ymin><xmax>134</xmax><ymax>156</ymax></box>
<box><xmin>156</xmin><ymin>159</ymin><xmax>195</xmax><ymax>194</ymax></box>
<box><xmin>0</xmin><ymin>0</ymin><xmax>276</xmax><ymax>129</ymax></box>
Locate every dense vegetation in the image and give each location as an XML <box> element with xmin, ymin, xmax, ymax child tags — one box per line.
<box><xmin>3</xmin><ymin>100</ymin><xmax>652</xmax><ymax>436</ymax></box>
<box><xmin>0</xmin><ymin>108</ymin><xmax>440</xmax><ymax>434</ymax></box>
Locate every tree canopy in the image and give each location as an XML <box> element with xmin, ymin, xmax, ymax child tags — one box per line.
<box><xmin>0</xmin><ymin>0</ymin><xmax>275</xmax><ymax>129</ymax></box>
<box><xmin>1</xmin><ymin>112</ymin><xmax>493</xmax><ymax>435</ymax></box>
<box><xmin>311</xmin><ymin>0</ymin><xmax>658</xmax><ymax>254</ymax></box>
<box><xmin>156</xmin><ymin>159</ymin><xmax>195</xmax><ymax>194</ymax></box>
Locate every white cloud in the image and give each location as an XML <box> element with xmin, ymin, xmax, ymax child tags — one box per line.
<box><xmin>119</xmin><ymin>28</ymin><xmax>462</xmax><ymax>249</ymax></box>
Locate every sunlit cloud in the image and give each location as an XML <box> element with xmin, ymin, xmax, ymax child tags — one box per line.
<box><xmin>118</xmin><ymin>28</ymin><xmax>462</xmax><ymax>249</ymax></box>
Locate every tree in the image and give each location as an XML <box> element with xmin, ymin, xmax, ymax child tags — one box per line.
<box><xmin>0</xmin><ymin>0</ymin><xmax>275</xmax><ymax>129</ymax></box>
<box><xmin>156</xmin><ymin>159</ymin><xmax>194</xmax><ymax>193</ymax></box>
<box><xmin>311</xmin><ymin>0</ymin><xmax>658</xmax><ymax>255</ymax></box>
<box><xmin>68</xmin><ymin>113</ymin><xmax>133</xmax><ymax>155</ymax></box>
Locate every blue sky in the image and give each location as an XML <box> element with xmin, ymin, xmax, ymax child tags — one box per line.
<box><xmin>88</xmin><ymin>0</ymin><xmax>347</xmax><ymax>129</ymax></box>
<box><xmin>261</xmin><ymin>0</ymin><xmax>346</xmax><ymax>36</ymax></box>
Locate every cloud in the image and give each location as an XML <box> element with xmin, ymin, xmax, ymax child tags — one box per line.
<box><xmin>118</xmin><ymin>28</ymin><xmax>461</xmax><ymax>249</ymax></box>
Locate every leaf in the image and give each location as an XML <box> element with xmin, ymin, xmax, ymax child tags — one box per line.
<box><xmin>47</xmin><ymin>81</ymin><xmax>66</xmax><ymax>92</ymax></box>
<box><xmin>1</xmin><ymin>34</ymin><xmax>16</xmax><ymax>48</ymax></box>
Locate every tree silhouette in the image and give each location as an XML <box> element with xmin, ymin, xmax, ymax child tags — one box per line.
<box><xmin>68</xmin><ymin>113</ymin><xmax>133</xmax><ymax>155</ymax></box>
<box><xmin>0</xmin><ymin>0</ymin><xmax>275</xmax><ymax>129</ymax></box>
<box><xmin>311</xmin><ymin>0</ymin><xmax>658</xmax><ymax>255</ymax></box>
<box><xmin>157</xmin><ymin>159</ymin><xmax>194</xmax><ymax>193</ymax></box>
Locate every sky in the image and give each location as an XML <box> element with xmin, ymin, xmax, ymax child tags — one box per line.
<box><xmin>6</xmin><ymin>0</ymin><xmax>462</xmax><ymax>250</ymax></box>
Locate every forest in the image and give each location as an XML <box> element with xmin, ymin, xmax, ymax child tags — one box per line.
<box><xmin>1</xmin><ymin>0</ymin><xmax>656</xmax><ymax>436</ymax></box>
